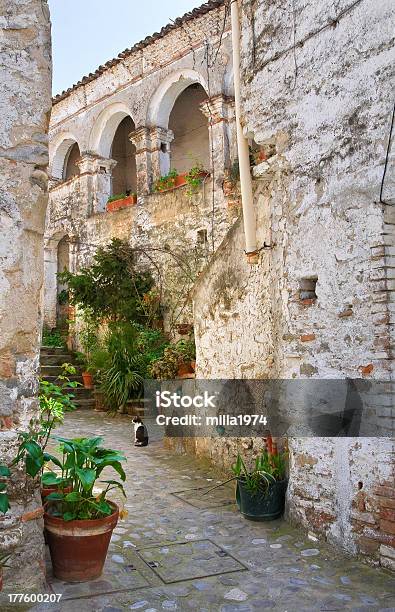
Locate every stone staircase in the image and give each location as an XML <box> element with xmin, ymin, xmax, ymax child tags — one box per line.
<box><xmin>40</xmin><ymin>346</ymin><xmax>95</xmax><ymax>410</ymax></box>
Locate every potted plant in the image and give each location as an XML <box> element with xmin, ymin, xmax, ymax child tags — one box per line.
<box><xmin>106</xmin><ymin>192</ymin><xmax>137</xmax><ymax>212</ymax></box>
<box><xmin>150</xmin><ymin>338</ymin><xmax>196</xmax><ymax>379</ymax></box>
<box><xmin>153</xmin><ymin>169</ymin><xmax>178</xmax><ymax>192</ymax></box>
<box><xmin>0</xmin><ymin>552</ymin><xmax>12</xmax><ymax>592</ymax></box>
<box><xmin>185</xmin><ymin>164</ymin><xmax>209</xmax><ymax>195</ymax></box>
<box><xmin>44</xmin><ymin>436</ymin><xmax>126</xmax><ymax>582</ymax></box>
<box><xmin>232</xmin><ymin>446</ymin><xmax>288</xmax><ymax>521</ymax></box>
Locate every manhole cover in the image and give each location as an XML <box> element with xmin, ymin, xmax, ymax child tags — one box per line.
<box><xmin>45</xmin><ymin>554</ymin><xmax>150</xmax><ymax>600</ymax></box>
<box><xmin>137</xmin><ymin>539</ymin><xmax>247</xmax><ymax>584</ymax></box>
<box><xmin>171</xmin><ymin>485</ymin><xmax>235</xmax><ymax>509</ymax></box>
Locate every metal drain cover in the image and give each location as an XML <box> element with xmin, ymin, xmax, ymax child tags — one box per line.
<box><xmin>137</xmin><ymin>539</ymin><xmax>247</xmax><ymax>584</ymax></box>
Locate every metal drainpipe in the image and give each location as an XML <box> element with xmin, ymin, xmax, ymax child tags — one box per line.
<box><xmin>230</xmin><ymin>0</ymin><xmax>258</xmax><ymax>264</ymax></box>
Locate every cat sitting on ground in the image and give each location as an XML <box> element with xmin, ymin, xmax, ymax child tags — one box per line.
<box><xmin>132</xmin><ymin>416</ymin><xmax>149</xmax><ymax>447</ymax></box>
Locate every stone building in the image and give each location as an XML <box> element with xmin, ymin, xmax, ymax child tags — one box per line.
<box><xmin>0</xmin><ymin>0</ymin><xmax>52</xmax><ymax>590</ymax></box>
<box><xmin>43</xmin><ymin>0</ymin><xmax>394</xmax><ymax>572</ymax></box>
<box><xmin>44</xmin><ymin>0</ymin><xmax>236</xmax><ymax>332</ymax></box>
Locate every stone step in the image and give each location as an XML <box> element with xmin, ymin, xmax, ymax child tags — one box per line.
<box><xmin>40</xmin><ymin>346</ymin><xmax>69</xmax><ymax>355</ymax></box>
<box><xmin>41</xmin><ymin>374</ymin><xmax>83</xmax><ymax>384</ymax></box>
<box><xmin>41</xmin><ymin>364</ymin><xmax>82</xmax><ymax>376</ymax></box>
<box><xmin>65</xmin><ymin>387</ymin><xmax>92</xmax><ymax>400</ymax></box>
<box><xmin>40</xmin><ymin>354</ymin><xmax>74</xmax><ymax>366</ymax></box>
<box><xmin>73</xmin><ymin>398</ymin><xmax>96</xmax><ymax>410</ymax></box>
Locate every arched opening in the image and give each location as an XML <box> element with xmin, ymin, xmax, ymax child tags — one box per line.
<box><xmin>168</xmin><ymin>83</ymin><xmax>209</xmax><ymax>173</ymax></box>
<box><xmin>50</xmin><ymin>134</ymin><xmax>80</xmax><ymax>181</ymax></box>
<box><xmin>63</xmin><ymin>142</ymin><xmax>81</xmax><ymax>180</ymax></box>
<box><xmin>56</xmin><ymin>236</ymin><xmax>70</xmax><ymax>326</ymax></box>
<box><xmin>110</xmin><ymin>116</ymin><xmax>137</xmax><ymax>196</ymax></box>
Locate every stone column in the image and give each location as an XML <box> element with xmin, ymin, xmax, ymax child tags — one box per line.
<box><xmin>200</xmin><ymin>95</ymin><xmax>235</xmax><ymax>185</ymax></box>
<box><xmin>43</xmin><ymin>236</ymin><xmax>59</xmax><ymax>329</ymax></box>
<box><xmin>149</xmin><ymin>127</ymin><xmax>174</xmax><ymax>183</ymax></box>
<box><xmin>0</xmin><ymin>0</ymin><xmax>52</xmax><ymax>591</ymax></box>
<box><xmin>129</xmin><ymin>127</ymin><xmax>152</xmax><ymax>195</ymax></box>
<box><xmin>77</xmin><ymin>153</ymin><xmax>117</xmax><ymax>214</ymax></box>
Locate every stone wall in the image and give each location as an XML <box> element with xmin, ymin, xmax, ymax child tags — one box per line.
<box><xmin>0</xmin><ymin>0</ymin><xmax>52</xmax><ymax>589</ymax></box>
<box><xmin>190</xmin><ymin>0</ymin><xmax>395</xmax><ymax>568</ymax></box>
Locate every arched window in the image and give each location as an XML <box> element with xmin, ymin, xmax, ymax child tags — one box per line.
<box><xmin>168</xmin><ymin>83</ymin><xmax>209</xmax><ymax>173</ymax></box>
<box><xmin>63</xmin><ymin>142</ymin><xmax>81</xmax><ymax>180</ymax></box>
<box><xmin>110</xmin><ymin>116</ymin><xmax>137</xmax><ymax>196</ymax></box>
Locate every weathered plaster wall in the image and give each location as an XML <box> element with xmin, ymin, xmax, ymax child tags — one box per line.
<box><xmin>190</xmin><ymin>0</ymin><xmax>395</xmax><ymax>568</ymax></box>
<box><xmin>0</xmin><ymin>0</ymin><xmax>52</xmax><ymax>589</ymax></box>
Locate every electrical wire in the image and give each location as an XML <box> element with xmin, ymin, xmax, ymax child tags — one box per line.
<box><xmin>380</xmin><ymin>101</ymin><xmax>395</xmax><ymax>205</ymax></box>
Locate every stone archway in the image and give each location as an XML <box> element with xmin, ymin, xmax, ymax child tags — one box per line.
<box><xmin>43</xmin><ymin>231</ymin><xmax>71</xmax><ymax>330</ymax></box>
<box><xmin>147</xmin><ymin>70</ymin><xmax>210</xmax><ymax>176</ymax></box>
<box><xmin>89</xmin><ymin>103</ymin><xmax>137</xmax><ymax>197</ymax></box>
<box><xmin>51</xmin><ymin>133</ymin><xmax>81</xmax><ymax>180</ymax></box>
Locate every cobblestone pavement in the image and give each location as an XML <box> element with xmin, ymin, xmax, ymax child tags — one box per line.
<box><xmin>35</xmin><ymin>411</ymin><xmax>395</xmax><ymax>611</ymax></box>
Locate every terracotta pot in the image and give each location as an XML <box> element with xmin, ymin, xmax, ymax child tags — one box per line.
<box><xmin>106</xmin><ymin>194</ymin><xmax>137</xmax><ymax>212</ymax></box>
<box><xmin>174</xmin><ymin>173</ymin><xmax>187</xmax><ymax>188</ymax></box>
<box><xmin>44</xmin><ymin>503</ymin><xmax>119</xmax><ymax>582</ymax></box>
<box><xmin>82</xmin><ymin>371</ymin><xmax>94</xmax><ymax>389</ymax></box>
<box><xmin>177</xmin><ymin>362</ymin><xmax>194</xmax><ymax>377</ymax></box>
<box><xmin>93</xmin><ymin>389</ymin><xmax>107</xmax><ymax>411</ymax></box>
<box><xmin>190</xmin><ymin>360</ymin><xmax>196</xmax><ymax>372</ymax></box>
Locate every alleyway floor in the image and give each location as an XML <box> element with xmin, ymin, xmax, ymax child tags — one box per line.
<box><xmin>37</xmin><ymin>411</ymin><xmax>394</xmax><ymax>612</ymax></box>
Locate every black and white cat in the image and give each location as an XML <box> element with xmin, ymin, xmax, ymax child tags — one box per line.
<box><xmin>132</xmin><ymin>416</ymin><xmax>149</xmax><ymax>447</ymax></box>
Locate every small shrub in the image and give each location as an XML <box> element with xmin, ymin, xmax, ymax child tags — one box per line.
<box><xmin>42</xmin><ymin>327</ymin><xmax>65</xmax><ymax>348</ymax></box>
<box><xmin>185</xmin><ymin>164</ymin><xmax>207</xmax><ymax>195</ymax></box>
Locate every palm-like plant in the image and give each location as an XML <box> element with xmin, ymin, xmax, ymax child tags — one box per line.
<box><xmin>101</xmin><ymin>323</ymin><xmax>146</xmax><ymax>409</ymax></box>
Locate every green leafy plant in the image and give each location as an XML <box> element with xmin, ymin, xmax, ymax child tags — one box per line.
<box><xmin>42</xmin><ymin>327</ymin><xmax>65</xmax><ymax>348</ymax></box>
<box><xmin>100</xmin><ymin>323</ymin><xmax>146</xmax><ymax>409</ymax></box>
<box><xmin>0</xmin><ymin>465</ymin><xmax>11</xmax><ymax>514</ymax></box>
<box><xmin>185</xmin><ymin>164</ymin><xmax>208</xmax><ymax>195</ymax></box>
<box><xmin>45</xmin><ymin>436</ymin><xmax>126</xmax><ymax>521</ymax></box>
<box><xmin>57</xmin><ymin>289</ymin><xmax>69</xmax><ymax>305</ymax></box>
<box><xmin>107</xmin><ymin>193</ymin><xmax>127</xmax><ymax>203</ymax></box>
<box><xmin>153</xmin><ymin>168</ymin><xmax>178</xmax><ymax>192</ymax></box>
<box><xmin>232</xmin><ymin>449</ymin><xmax>287</xmax><ymax>496</ymax></box>
<box><xmin>58</xmin><ymin>239</ymin><xmax>154</xmax><ymax>323</ymax></box>
<box><xmin>13</xmin><ymin>364</ymin><xmax>78</xmax><ymax>482</ymax></box>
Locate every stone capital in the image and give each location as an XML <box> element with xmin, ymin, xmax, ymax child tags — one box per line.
<box><xmin>149</xmin><ymin>127</ymin><xmax>174</xmax><ymax>152</ymax></box>
<box><xmin>77</xmin><ymin>153</ymin><xmax>117</xmax><ymax>175</ymax></box>
<box><xmin>200</xmin><ymin>95</ymin><xmax>235</xmax><ymax>125</ymax></box>
<box><xmin>129</xmin><ymin>127</ymin><xmax>151</xmax><ymax>152</ymax></box>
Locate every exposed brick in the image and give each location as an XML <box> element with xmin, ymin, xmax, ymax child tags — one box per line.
<box><xmin>358</xmin><ymin>536</ymin><xmax>380</xmax><ymax>556</ymax></box>
<box><xmin>360</xmin><ymin>364</ymin><xmax>374</xmax><ymax>375</ymax></box>
<box><xmin>380</xmin><ymin>508</ymin><xmax>395</xmax><ymax>522</ymax></box>
<box><xmin>380</xmin><ymin>519</ymin><xmax>395</xmax><ymax>535</ymax></box>
<box><xmin>21</xmin><ymin>507</ymin><xmax>44</xmax><ymax>523</ymax></box>
<box><xmin>300</xmin><ymin>333</ymin><xmax>316</xmax><ymax>342</ymax></box>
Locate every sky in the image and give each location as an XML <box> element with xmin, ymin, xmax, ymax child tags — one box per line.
<box><xmin>49</xmin><ymin>0</ymin><xmax>205</xmax><ymax>95</ymax></box>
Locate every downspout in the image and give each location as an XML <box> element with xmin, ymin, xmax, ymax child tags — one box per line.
<box><xmin>230</xmin><ymin>0</ymin><xmax>258</xmax><ymax>263</ymax></box>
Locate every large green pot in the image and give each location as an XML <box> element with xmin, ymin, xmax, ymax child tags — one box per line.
<box><xmin>236</xmin><ymin>478</ymin><xmax>288</xmax><ymax>521</ymax></box>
